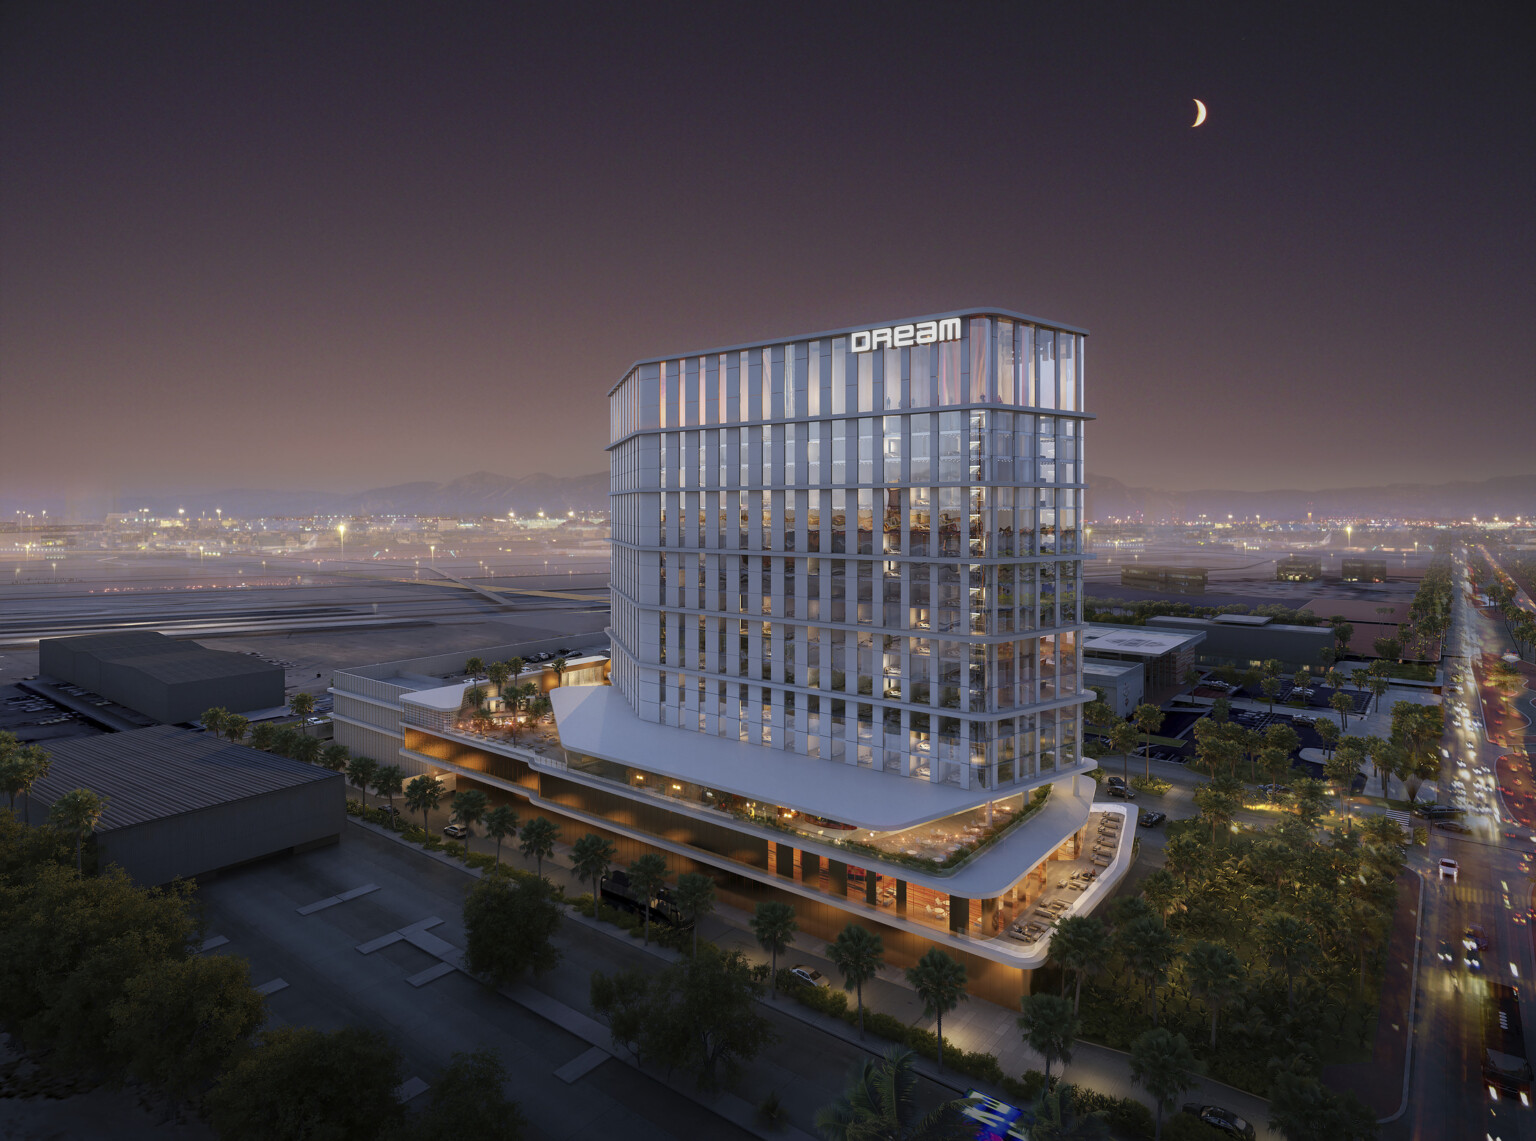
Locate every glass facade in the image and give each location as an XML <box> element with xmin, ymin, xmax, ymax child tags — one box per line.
<box><xmin>608</xmin><ymin>312</ymin><xmax>1089</xmax><ymax>793</ymax></box>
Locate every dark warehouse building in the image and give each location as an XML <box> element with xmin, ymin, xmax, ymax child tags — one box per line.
<box><xmin>38</xmin><ymin>632</ymin><xmax>284</xmax><ymax>724</ymax></box>
<box><xmin>22</xmin><ymin>725</ymin><xmax>344</xmax><ymax>885</ymax></box>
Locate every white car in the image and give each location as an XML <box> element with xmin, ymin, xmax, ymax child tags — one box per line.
<box><xmin>789</xmin><ymin>965</ymin><xmax>830</xmax><ymax>988</ymax></box>
<box><xmin>1438</xmin><ymin>858</ymin><xmax>1460</xmax><ymax>882</ymax></box>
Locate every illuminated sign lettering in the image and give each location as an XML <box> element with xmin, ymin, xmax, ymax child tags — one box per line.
<box><xmin>849</xmin><ymin>318</ymin><xmax>961</xmax><ymax>353</ymax></box>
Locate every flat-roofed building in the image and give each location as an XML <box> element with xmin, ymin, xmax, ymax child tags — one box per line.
<box><xmin>1082</xmin><ymin>659</ymin><xmax>1144</xmax><ymax>719</ymax></box>
<box><xmin>1145</xmin><ymin>613</ymin><xmax>1331</xmax><ymax>672</ymax></box>
<box><xmin>1119</xmin><ymin>564</ymin><xmax>1208</xmax><ymax>594</ymax></box>
<box><xmin>1341</xmin><ymin>558</ymin><xmax>1388</xmax><ymax>583</ymax></box>
<box><xmin>1081</xmin><ymin>623</ymin><xmax>1205</xmax><ymax>696</ymax></box>
<box><xmin>1275</xmin><ymin>555</ymin><xmax>1322</xmax><ymax>582</ymax></box>
<box><xmin>22</xmin><ymin>724</ymin><xmax>344</xmax><ymax>885</ymax></box>
<box><xmin>39</xmin><ymin>632</ymin><xmax>284</xmax><ymax>724</ymax></box>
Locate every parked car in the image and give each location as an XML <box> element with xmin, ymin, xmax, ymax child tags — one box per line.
<box><xmin>377</xmin><ymin>804</ymin><xmax>400</xmax><ymax>817</ymax></box>
<box><xmin>1106</xmin><ymin>785</ymin><xmax>1136</xmax><ymax>800</ymax></box>
<box><xmin>1105</xmin><ymin>775</ymin><xmax>1126</xmax><ymax>788</ymax></box>
<box><xmin>1180</xmin><ymin>1104</ymin><xmax>1256</xmax><ymax>1140</ymax></box>
<box><xmin>1138</xmin><ymin>811</ymin><xmax>1167</xmax><ymax>828</ymax></box>
<box><xmin>443</xmin><ymin>823</ymin><xmax>468</xmax><ymax>839</ymax></box>
<box><xmin>789</xmin><ymin>965</ymin><xmax>829</xmax><ymax>988</ymax></box>
<box><xmin>1438</xmin><ymin>858</ymin><xmax>1459</xmax><ymax>881</ymax></box>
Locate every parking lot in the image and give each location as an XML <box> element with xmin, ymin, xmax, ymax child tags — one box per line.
<box><xmin>195</xmin><ymin>826</ymin><xmax>759</xmax><ymax>1141</ymax></box>
<box><xmin>0</xmin><ymin>683</ymin><xmax>108</xmax><ymax>744</ymax></box>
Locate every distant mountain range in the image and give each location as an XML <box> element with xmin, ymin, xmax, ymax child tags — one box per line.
<box><xmin>8</xmin><ymin>469</ymin><xmax>1532</xmax><ymax>523</ymax></box>
<box><xmin>1085</xmin><ymin>473</ymin><xmax>1536</xmax><ymax>522</ymax></box>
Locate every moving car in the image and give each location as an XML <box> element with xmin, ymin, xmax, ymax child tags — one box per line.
<box><xmin>1106</xmin><ymin>785</ymin><xmax>1136</xmax><ymax>800</ymax></box>
<box><xmin>442</xmin><ymin>823</ymin><xmax>468</xmax><ymax>839</ymax></box>
<box><xmin>1437</xmin><ymin>820</ymin><xmax>1472</xmax><ymax>834</ymax></box>
<box><xmin>1416</xmin><ymin>803</ymin><xmax>1463</xmax><ymax>820</ymax></box>
<box><xmin>789</xmin><ymin>965</ymin><xmax>830</xmax><ymax>988</ymax></box>
<box><xmin>1180</xmin><ymin>1104</ymin><xmax>1256</xmax><ymax>1140</ymax></box>
<box><xmin>1436</xmin><ymin>940</ymin><xmax>1456</xmax><ymax>966</ymax></box>
<box><xmin>1138</xmin><ymin>811</ymin><xmax>1167</xmax><ymax>828</ymax></box>
<box><xmin>1438</xmin><ymin>858</ymin><xmax>1460</xmax><ymax>881</ymax></box>
<box><xmin>1463</xmin><ymin>925</ymin><xmax>1489</xmax><ymax>951</ymax></box>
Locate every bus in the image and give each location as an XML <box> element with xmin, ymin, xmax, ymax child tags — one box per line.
<box><xmin>1484</xmin><ymin>982</ymin><xmax>1533</xmax><ymax>1105</ymax></box>
<box><xmin>599</xmin><ymin>868</ymin><xmax>690</xmax><ymax>930</ymax></box>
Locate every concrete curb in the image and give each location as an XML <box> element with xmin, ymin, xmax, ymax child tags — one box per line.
<box><xmin>1379</xmin><ymin>868</ymin><xmax>1426</xmax><ymax>1123</ymax></box>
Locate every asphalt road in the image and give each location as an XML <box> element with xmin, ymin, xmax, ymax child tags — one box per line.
<box><xmin>1393</xmin><ymin>552</ymin><xmax>1535</xmax><ymax>1141</ymax></box>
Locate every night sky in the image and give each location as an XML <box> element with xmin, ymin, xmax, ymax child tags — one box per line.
<box><xmin>3</xmin><ymin>2</ymin><xmax>1532</xmax><ymax>507</ymax></box>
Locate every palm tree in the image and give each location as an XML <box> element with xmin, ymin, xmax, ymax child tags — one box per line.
<box><xmin>1315</xmin><ymin>718</ymin><xmax>1340</xmax><ymax>758</ymax></box>
<box><xmin>1183</xmin><ymin>940</ymin><xmax>1242</xmax><ymax>1049</ymax></box>
<box><xmin>1133</xmin><ymin>703</ymin><xmax>1164</xmax><ymax>780</ymax></box>
<box><xmin>751</xmin><ymin>900</ymin><xmax>798</xmax><ymax>998</ymax></box>
<box><xmin>1047</xmin><ymin>915</ymin><xmax>1110</xmax><ymax>1014</ymax></box>
<box><xmin>48</xmin><ymin>786</ymin><xmax>107</xmax><ymax>874</ymax></box>
<box><xmin>906</xmin><ymin>948</ymin><xmax>967</xmax><ymax>1072</ymax></box>
<box><xmin>828</xmin><ymin>924</ymin><xmax>885</xmax><ymax>1038</ymax></box>
<box><xmin>248</xmin><ymin>722</ymin><xmax>278</xmax><ymax>751</ymax></box>
<box><xmin>551</xmin><ymin>657</ymin><xmax>568</xmax><ymax>687</ymax></box>
<box><xmin>462</xmin><ymin>686</ymin><xmax>487</xmax><ymax>717</ymax></box>
<box><xmin>1128</xmin><ymin>1028</ymin><xmax>1196</xmax><ymax>1141</ymax></box>
<box><xmin>290</xmin><ymin>735</ymin><xmax>322</xmax><ymax>766</ymax></box>
<box><xmin>450</xmin><ymin>789</ymin><xmax>488</xmax><ymax>846</ymax></box>
<box><xmin>485</xmin><ymin>661</ymin><xmax>510</xmax><ymax>703</ymax></box>
<box><xmin>483</xmin><ymin>804</ymin><xmax>520</xmax><ymax>865</ymax></box>
<box><xmin>320</xmin><ymin>743</ymin><xmax>350</xmax><ymax>772</ymax></box>
<box><xmin>346</xmin><ymin>755</ymin><xmax>378</xmax><ymax>808</ymax></box>
<box><xmin>201</xmin><ymin>706</ymin><xmax>228</xmax><ymax>738</ymax></box>
<box><xmin>272</xmin><ymin>725</ymin><xmax>301</xmax><ymax>758</ymax></box>
<box><xmin>404</xmin><ymin>773</ymin><xmax>443</xmax><ymax>836</ymax></box>
<box><xmin>571</xmin><ymin>833</ymin><xmax>616</xmax><ymax>913</ymax></box>
<box><xmin>627</xmin><ymin>853</ymin><xmax>669</xmax><ymax>945</ymax></box>
<box><xmin>1118</xmin><ymin>915</ymin><xmax>1179</xmax><ymax>1026</ymax></box>
<box><xmin>1261</xmin><ymin>676</ymin><xmax>1281</xmax><ymax>714</ymax></box>
<box><xmin>0</xmin><ymin>738</ymin><xmax>49</xmax><ymax>822</ymax></box>
<box><xmin>1140</xmin><ymin>869</ymin><xmax>1180</xmax><ymax>923</ymax></box>
<box><xmin>518</xmin><ymin>816</ymin><xmax>559</xmax><ymax>878</ymax></box>
<box><xmin>1018</xmin><ymin>993</ymin><xmax>1079</xmax><ymax>1084</ymax></box>
<box><xmin>374</xmin><ymin>764</ymin><xmax>404</xmax><ymax>824</ymax></box>
<box><xmin>1261</xmin><ymin>913</ymin><xmax>1314</xmax><ymax>1014</ymax></box>
<box><xmin>1329</xmin><ymin>690</ymin><xmax>1353</xmax><ymax>729</ymax></box>
<box><xmin>1028</xmin><ymin>1083</ymin><xmax>1111</xmax><ymax>1141</ymax></box>
<box><xmin>222</xmin><ymin>713</ymin><xmax>249</xmax><ymax>743</ymax></box>
<box><xmin>464</xmin><ymin>656</ymin><xmax>485</xmax><ymax>678</ymax></box>
<box><xmin>503</xmin><ymin>656</ymin><xmax>525</xmax><ymax>681</ymax></box>
<box><xmin>814</xmin><ymin>1047</ymin><xmax>977</xmax><ymax>1141</ymax></box>
<box><xmin>1109</xmin><ymin>722</ymin><xmax>1139</xmax><ymax>784</ymax></box>
<box><xmin>289</xmin><ymin>692</ymin><xmax>316</xmax><ymax>733</ymax></box>
<box><xmin>674</xmin><ymin>872</ymin><xmax>716</xmax><ymax>958</ymax></box>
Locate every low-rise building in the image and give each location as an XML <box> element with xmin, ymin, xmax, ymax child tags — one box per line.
<box><xmin>23</xmin><ymin>725</ymin><xmax>344</xmax><ymax>885</ymax></box>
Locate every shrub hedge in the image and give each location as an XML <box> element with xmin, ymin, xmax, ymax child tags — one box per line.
<box><xmin>772</xmin><ymin>970</ymin><xmax>1004</xmax><ymax>1085</ymax></box>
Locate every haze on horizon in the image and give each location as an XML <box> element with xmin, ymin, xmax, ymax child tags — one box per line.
<box><xmin>2</xmin><ymin>3</ymin><xmax>1532</xmax><ymax>506</ymax></box>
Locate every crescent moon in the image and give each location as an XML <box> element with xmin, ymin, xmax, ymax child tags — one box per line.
<box><xmin>1192</xmin><ymin>99</ymin><xmax>1207</xmax><ymax>128</ymax></box>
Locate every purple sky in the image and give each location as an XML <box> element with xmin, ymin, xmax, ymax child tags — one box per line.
<box><xmin>3</xmin><ymin>2</ymin><xmax>1532</xmax><ymax>505</ymax></box>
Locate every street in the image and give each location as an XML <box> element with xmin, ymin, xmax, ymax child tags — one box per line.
<box><xmin>1394</xmin><ymin>550</ymin><xmax>1534</xmax><ymax>1141</ymax></box>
